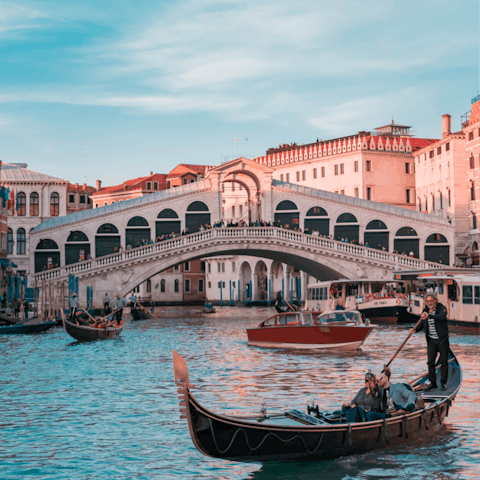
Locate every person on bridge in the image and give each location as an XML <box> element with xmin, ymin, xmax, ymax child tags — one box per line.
<box><xmin>113</xmin><ymin>294</ymin><xmax>127</xmax><ymax>325</ymax></box>
<box><xmin>103</xmin><ymin>293</ymin><xmax>111</xmax><ymax>315</ymax></box>
<box><xmin>410</xmin><ymin>294</ymin><xmax>449</xmax><ymax>391</ymax></box>
<box><xmin>69</xmin><ymin>294</ymin><xmax>79</xmax><ymax>320</ymax></box>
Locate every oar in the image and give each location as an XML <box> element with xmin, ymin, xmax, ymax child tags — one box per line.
<box><xmin>383</xmin><ymin>317</ymin><xmax>423</xmax><ymax>372</ymax></box>
<box><xmin>97</xmin><ymin>307</ymin><xmax>123</xmax><ymax>326</ymax></box>
<box><xmin>137</xmin><ymin>301</ymin><xmax>159</xmax><ymax>320</ymax></box>
<box><xmin>284</xmin><ymin>299</ymin><xmax>296</xmax><ymax>312</ymax></box>
<box><xmin>82</xmin><ymin>309</ymin><xmax>97</xmax><ymax>324</ymax></box>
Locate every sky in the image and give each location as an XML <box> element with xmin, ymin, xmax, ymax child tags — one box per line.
<box><xmin>0</xmin><ymin>0</ymin><xmax>478</xmax><ymax>186</ymax></box>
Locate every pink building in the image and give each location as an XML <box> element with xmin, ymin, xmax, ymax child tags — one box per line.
<box><xmin>253</xmin><ymin>123</ymin><xmax>437</xmax><ymax>209</ymax></box>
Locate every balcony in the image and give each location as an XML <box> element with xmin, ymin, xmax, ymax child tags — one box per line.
<box><xmin>472</xmin><ymin>94</ymin><xmax>480</xmax><ymax>104</ymax></box>
<box><xmin>461</xmin><ymin>111</ymin><xmax>470</xmax><ymax>129</ymax></box>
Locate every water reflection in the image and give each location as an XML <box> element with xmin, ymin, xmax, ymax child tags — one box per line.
<box><xmin>0</xmin><ymin>306</ymin><xmax>478</xmax><ymax>480</ymax></box>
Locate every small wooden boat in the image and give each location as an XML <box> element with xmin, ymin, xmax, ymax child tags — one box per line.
<box><xmin>172</xmin><ymin>349</ymin><xmax>462</xmax><ymax>463</ymax></box>
<box><xmin>0</xmin><ymin>321</ymin><xmax>57</xmax><ymax>335</ymax></box>
<box><xmin>130</xmin><ymin>306</ymin><xmax>152</xmax><ymax>321</ymax></box>
<box><xmin>247</xmin><ymin>310</ymin><xmax>374</xmax><ymax>350</ymax></box>
<box><xmin>202</xmin><ymin>303</ymin><xmax>216</xmax><ymax>314</ymax></box>
<box><xmin>62</xmin><ymin>314</ymin><xmax>124</xmax><ymax>342</ymax></box>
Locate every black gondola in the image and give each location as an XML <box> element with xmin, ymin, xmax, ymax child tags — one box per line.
<box><xmin>0</xmin><ymin>321</ymin><xmax>57</xmax><ymax>335</ymax></box>
<box><xmin>62</xmin><ymin>314</ymin><xmax>123</xmax><ymax>342</ymax></box>
<box><xmin>172</xmin><ymin>349</ymin><xmax>461</xmax><ymax>463</ymax></box>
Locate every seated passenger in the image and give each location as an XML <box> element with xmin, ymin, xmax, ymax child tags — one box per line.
<box><xmin>341</xmin><ymin>370</ymin><xmax>385</xmax><ymax>422</ymax></box>
<box><xmin>376</xmin><ymin>373</ymin><xmax>418</xmax><ymax>415</ymax></box>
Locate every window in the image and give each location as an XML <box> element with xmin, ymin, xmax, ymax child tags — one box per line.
<box><xmin>200</xmin><ymin>261</ymin><xmax>205</xmax><ymax>271</ymax></box>
<box><xmin>469</xmin><ymin>132</ymin><xmax>474</xmax><ymax>141</ymax></box>
<box><xmin>80</xmin><ymin>195</ymin><xmax>86</xmax><ymax>204</ymax></box>
<box><xmin>280</xmin><ymin>174</ymin><xmax>284</xmax><ymax>181</ymax></box>
<box><xmin>406</xmin><ymin>189</ymin><xmax>411</xmax><ymax>204</ymax></box>
<box><xmin>475</xmin><ymin>286</ymin><xmax>480</xmax><ymax>304</ymax></box>
<box><xmin>146</xmin><ymin>279</ymin><xmax>151</xmax><ymax>293</ymax></box>
<box><xmin>154</xmin><ymin>182</ymin><xmax>158</xmax><ymax>190</ymax></box>
<box><xmin>437</xmin><ymin>147</ymin><xmax>442</xmax><ymax>155</ymax></box>
<box><xmin>16</xmin><ymin>228</ymin><xmax>25</xmax><ymax>255</ymax></box>
<box><xmin>69</xmin><ymin>194</ymin><xmax>75</xmax><ymax>203</ymax></box>
<box><xmin>429</xmin><ymin>150</ymin><xmax>434</xmax><ymax>159</ymax></box>
<box><xmin>174</xmin><ymin>279</ymin><xmax>179</xmax><ymax>292</ymax></box>
<box><xmin>208</xmin><ymin>263</ymin><xmax>211</xmax><ymax>273</ymax></box>
<box><xmin>321</xmin><ymin>167</ymin><xmax>325</xmax><ymax>177</ymax></box>
<box><xmin>313</xmin><ymin>168</ymin><xmax>317</xmax><ymax>179</ymax></box>
<box><xmin>302</xmin><ymin>170</ymin><xmax>306</xmax><ymax>180</ymax></box>
<box><xmin>1</xmin><ymin>232</ymin><xmax>5</xmax><ymax>251</ymax></box>
<box><xmin>17</xmin><ymin>192</ymin><xmax>26</xmax><ymax>216</ymax></box>
<box><xmin>445</xmin><ymin>142</ymin><xmax>450</xmax><ymax>151</ymax></box>
<box><xmin>473</xmin><ymin>214</ymin><xmax>477</xmax><ymax>230</ymax></box>
<box><xmin>183</xmin><ymin>178</ymin><xmax>188</xmax><ymax>185</ymax></box>
<box><xmin>354</xmin><ymin>161</ymin><xmax>358</xmax><ymax>172</ymax></box>
<box><xmin>405</xmin><ymin>163</ymin><xmax>410</xmax><ymax>174</ymax></box>
<box><xmin>174</xmin><ymin>264</ymin><xmax>180</xmax><ymax>272</ymax></box>
<box><xmin>30</xmin><ymin>193</ymin><xmax>39</xmax><ymax>216</ymax></box>
<box><xmin>286</xmin><ymin>173</ymin><xmax>290</xmax><ymax>182</ymax></box>
<box><xmin>439</xmin><ymin>192</ymin><xmax>443</xmax><ymax>209</ymax></box>
<box><xmin>354</xmin><ymin>188</ymin><xmax>359</xmax><ymax>197</ymax></box>
<box><xmin>233</xmin><ymin>281</ymin><xmax>236</xmax><ymax>288</ymax></box>
<box><xmin>448</xmin><ymin>189</ymin><xmax>451</xmax><ymax>207</ymax></box>
<box><xmin>7</xmin><ymin>228</ymin><xmax>13</xmax><ymax>254</ymax></box>
<box><xmin>50</xmin><ymin>192</ymin><xmax>60</xmax><ymax>216</ymax></box>
<box><xmin>198</xmin><ymin>278</ymin><xmax>204</xmax><ymax>293</ymax></box>
<box><xmin>366</xmin><ymin>161</ymin><xmax>371</xmax><ymax>172</ymax></box>
<box><xmin>239</xmin><ymin>205</ymin><xmax>243</xmax><ymax>217</ymax></box>
<box><xmin>367</xmin><ymin>187</ymin><xmax>372</xmax><ymax>200</ymax></box>
<box><xmin>208</xmin><ymin>281</ymin><xmax>211</xmax><ymax>289</ymax></box>
<box><xmin>161</xmin><ymin>279</ymin><xmax>165</xmax><ymax>292</ymax></box>
<box><xmin>334</xmin><ymin>165</ymin><xmax>338</xmax><ymax>175</ymax></box>
<box><xmin>232</xmin><ymin>206</ymin><xmax>235</xmax><ymax>218</ymax></box>
<box><xmin>222</xmin><ymin>263</ymin><xmax>225</xmax><ymax>273</ymax></box>
<box><xmin>133</xmin><ymin>285</ymin><xmax>140</xmax><ymax>293</ymax></box>
<box><xmin>217</xmin><ymin>262</ymin><xmax>221</xmax><ymax>273</ymax></box>
<box><xmin>340</xmin><ymin>189</ymin><xmax>345</xmax><ymax>195</ymax></box>
<box><xmin>185</xmin><ymin>279</ymin><xmax>190</xmax><ymax>293</ymax></box>
<box><xmin>471</xmin><ymin>182</ymin><xmax>475</xmax><ymax>201</ymax></box>
<box><xmin>95</xmin><ymin>204</ymin><xmax>98</xmax><ymax>208</ymax></box>
<box><xmin>184</xmin><ymin>261</ymin><xmax>190</xmax><ymax>271</ymax></box>
<box><xmin>232</xmin><ymin>262</ymin><xmax>236</xmax><ymax>272</ymax></box>
<box><xmin>462</xmin><ymin>285</ymin><xmax>473</xmax><ymax>304</ymax></box>
<box><xmin>470</xmin><ymin>155</ymin><xmax>475</xmax><ymax>169</ymax></box>
<box><xmin>418</xmin><ymin>199</ymin><xmax>422</xmax><ymax>212</ymax></box>
<box><xmin>296</xmin><ymin>171</ymin><xmax>300</xmax><ymax>181</ymax></box>
<box><xmin>340</xmin><ymin>164</ymin><xmax>344</xmax><ymax>174</ymax></box>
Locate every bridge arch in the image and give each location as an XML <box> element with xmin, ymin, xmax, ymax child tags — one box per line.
<box><xmin>126</xmin><ymin>215</ymin><xmax>151</xmax><ymax>247</ymax></box>
<box><xmin>65</xmin><ymin>230</ymin><xmax>90</xmax><ymax>265</ymax></box>
<box><xmin>424</xmin><ymin>232</ymin><xmax>450</xmax><ymax>265</ymax></box>
<box><xmin>304</xmin><ymin>206</ymin><xmax>329</xmax><ymax>236</ymax></box>
<box><xmin>96</xmin><ymin>223</ymin><xmax>120</xmax><ymax>257</ymax></box>
<box><xmin>394</xmin><ymin>226</ymin><xmax>419</xmax><ymax>258</ymax></box>
<box><xmin>35</xmin><ymin>239</ymin><xmax>60</xmax><ymax>272</ymax></box>
<box><xmin>334</xmin><ymin>212</ymin><xmax>359</xmax><ymax>242</ymax></box>
<box><xmin>275</xmin><ymin>200</ymin><xmax>299</xmax><ymax>227</ymax></box>
<box><xmin>156</xmin><ymin>208</ymin><xmax>181</xmax><ymax>237</ymax></box>
<box><xmin>364</xmin><ymin>219</ymin><xmax>389</xmax><ymax>251</ymax></box>
<box><xmin>186</xmin><ymin>201</ymin><xmax>210</xmax><ymax>232</ymax></box>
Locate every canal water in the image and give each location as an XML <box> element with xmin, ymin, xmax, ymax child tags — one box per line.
<box><xmin>1</xmin><ymin>306</ymin><xmax>479</xmax><ymax>480</ymax></box>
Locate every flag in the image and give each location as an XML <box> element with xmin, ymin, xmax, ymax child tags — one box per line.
<box><xmin>7</xmin><ymin>188</ymin><xmax>14</xmax><ymax>215</ymax></box>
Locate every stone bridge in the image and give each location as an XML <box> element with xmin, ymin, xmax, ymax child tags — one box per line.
<box><xmin>30</xmin><ymin>158</ymin><xmax>454</xmax><ymax>305</ymax></box>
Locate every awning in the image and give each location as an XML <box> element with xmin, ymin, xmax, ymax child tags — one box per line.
<box><xmin>11</xmin><ymin>262</ymin><xmax>18</xmax><ymax>268</ymax></box>
<box><xmin>0</xmin><ymin>259</ymin><xmax>9</xmax><ymax>268</ymax></box>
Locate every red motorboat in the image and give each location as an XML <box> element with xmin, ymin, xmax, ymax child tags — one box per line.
<box><xmin>246</xmin><ymin>310</ymin><xmax>375</xmax><ymax>350</ymax></box>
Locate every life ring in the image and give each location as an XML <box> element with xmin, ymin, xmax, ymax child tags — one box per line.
<box><xmin>396</xmin><ymin>299</ymin><xmax>401</xmax><ymax>305</ymax></box>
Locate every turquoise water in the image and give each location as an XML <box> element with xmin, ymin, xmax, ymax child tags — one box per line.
<box><xmin>1</xmin><ymin>306</ymin><xmax>479</xmax><ymax>480</ymax></box>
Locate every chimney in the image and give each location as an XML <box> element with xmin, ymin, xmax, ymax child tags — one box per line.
<box><xmin>74</xmin><ymin>183</ymin><xmax>78</xmax><ymax>188</ymax></box>
<box><xmin>82</xmin><ymin>183</ymin><xmax>86</xmax><ymax>190</ymax></box>
<box><xmin>442</xmin><ymin>114</ymin><xmax>451</xmax><ymax>138</ymax></box>
<box><xmin>150</xmin><ymin>171</ymin><xmax>153</xmax><ymax>176</ymax></box>
<box><xmin>96</xmin><ymin>179</ymin><xmax>102</xmax><ymax>191</ymax></box>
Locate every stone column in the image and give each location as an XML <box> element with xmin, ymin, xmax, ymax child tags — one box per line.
<box><xmin>267</xmin><ymin>270</ymin><xmax>274</xmax><ymax>303</ymax></box>
<box><xmin>251</xmin><ymin>273</ymin><xmax>258</xmax><ymax>301</ymax></box>
<box><xmin>300</xmin><ymin>270</ymin><xmax>308</xmax><ymax>303</ymax></box>
<box><xmin>283</xmin><ymin>264</ymin><xmax>290</xmax><ymax>300</ymax></box>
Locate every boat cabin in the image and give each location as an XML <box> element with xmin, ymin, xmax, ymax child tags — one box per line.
<box><xmin>259</xmin><ymin>310</ymin><xmax>363</xmax><ymax>328</ymax></box>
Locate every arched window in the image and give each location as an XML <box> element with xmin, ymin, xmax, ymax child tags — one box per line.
<box><xmin>394</xmin><ymin>227</ymin><xmax>419</xmax><ymax>258</ymax></box>
<box><xmin>16</xmin><ymin>228</ymin><xmax>26</xmax><ymax>255</ymax></box>
<box><xmin>156</xmin><ymin>209</ymin><xmax>181</xmax><ymax>237</ymax></box>
<box><xmin>334</xmin><ymin>213</ymin><xmax>359</xmax><ymax>242</ymax></box>
<box><xmin>157</xmin><ymin>209</ymin><xmax>179</xmax><ymax>219</ymax></box>
<box><xmin>30</xmin><ymin>192</ymin><xmax>39</xmax><ymax>216</ymax></box>
<box><xmin>146</xmin><ymin>279</ymin><xmax>151</xmax><ymax>293</ymax></box>
<box><xmin>276</xmin><ymin>200</ymin><xmax>298</xmax><ymax>210</ymax></box>
<box><xmin>304</xmin><ymin>206</ymin><xmax>329</xmax><ymax>235</ymax></box>
<box><xmin>126</xmin><ymin>216</ymin><xmax>150</xmax><ymax>247</ymax></box>
<box><xmin>426</xmin><ymin>233</ymin><xmax>448</xmax><ymax>243</ymax></box>
<box><xmin>186</xmin><ymin>202</ymin><xmax>210</xmax><ymax>233</ymax></box>
<box><xmin>174</xmin><ymin>279</ymin><xmax>179</xmax><ymax>293</ymax></box>
<box><xmin>17</xmin><ymin>192</ymin><xmax>26</xmax><ymax>216</ymax></box>
<box><xmin>50</xmin><ymin>192</ymin><xmax>59</xmax><ymax>216</ymax></box>
<box><xmin>95</xmin><ymin>224</ymin><xmax>120</xmax><ymax>257</ymax></box>
<box><xmin>306</xmin><ymin>207</ymin><xmax>328</xmax><ymax>217</ymax></box>
<box><xmin>161</xmin><ymin>279</ymin><xmax>165</xmax><ymax>293</ymax></box>
<box><xmin>7</xmin><ymin>228</ymin><xmax>13</xmax><ymax>254</ymax></box>
<box><xmin>425</xmin><ymin>233</ymin><xmax>450</xmax><ymax>265</ymax></box>
<box><xmin>364</xmin><ymin>220</ymin><xmax>388</xmax><ymax>251</ymax></box>
<box><xmin>127</xmin><ymin>216</ymin><xmax>149</xmax><ymax>227</ymax></box>
<box><xmin>365</xmin><ymin>220</ymin><xmax>387</xmax><ymax>230</ymax></box>
<box><xmin>275</xmin><ymin>201</ymin><xmax>299</xmax><ymax>228</ymax></box>
<box><xmin>34</xmin><ymin>239</ymin><xmax>60</xmax><ymax>272</ymax></box>
<box><xmin>97</xmin><ymin>224</ymin><xmax>119</xmax><ymax>234</ymax></box>
<box><xmin>187</xmin><ymin>201</ymin><xmax>209</xmax><ymax>211</ymax></box>
<box><xmin>66</xmin><ymin>231</ymin><xmax>90</xmax><ymax>265</ymax></box>
<box><xmin>67</xmin><ymin>231</ymin><xmax>89</xmax><ymax>242</ymax></box>
<box><xmin>337</xmin><ymin>213</ymin><xmax>358</xmax><ymax>223</ymax></box>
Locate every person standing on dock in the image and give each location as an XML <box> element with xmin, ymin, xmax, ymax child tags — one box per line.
<box><xmin>69</xmin><ymin>294</ymin><xmax>79</xmax><ymax>320</ymax></box>
<box><xmin>113</xmin><ymin>294</ymin><xmax>127</xmax><ymax>325</ymax></box>
<box><xmin>410</xmin><ymin>294</ymin><xmax>449</xmax><ymax>391</ymax></box>
<box><xmin>103</xmin><ymin>293</ymin><xmax>111</xmax><ymax>315</ymax></box>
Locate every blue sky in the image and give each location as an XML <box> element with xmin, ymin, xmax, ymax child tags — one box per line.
<box><xmin>0</xmin><ymin>0</ymin><xmax>478</xmax><ymax>186</ymax></box>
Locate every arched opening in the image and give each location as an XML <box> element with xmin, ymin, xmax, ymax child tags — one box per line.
<box><xmin>394</xmin><ymin>227</ymin><xmax>419</xmax><ymax>257</ymax></box>
<box><xmin>17</xmin><ymin>192</ymin><xmax>26</xmax><ymax>216</ymax></box>
<box><xmin>50</xmin><ymin>192</ymin><xmax>59</xmax><ymax>216</ymax></box>
<box><xmin>16</xmin><ymin>228</ymin><xmax>26</xmax><ymax>255</ymax></box>
<box><xmin>275</xmin><ymin>200</ymin><xmax>299</xmax><ymax>228</ymax></box>
<box><xmin>186</xmin><ymin>201</ymin><xmax>210</xmax><ymax>233</ymax></box>
<box><xmin>35</xmin><ymin>239</ymin><xmax>60</xmax><ymax>272</ymax></box>
<box><xmin>240</xmin><ymin>262</ymin><xmax>252</xmax><ymax>302</ymax></box>
<box><xmin>304</xmin><ymin>206</ymin><xmax>329</xmax><ymax>236</ymax></box>
<box><xmin>65</xmin><ymin>231</ymin><xmax>90</xmax><ymax>265</ymax></box>
<box><xmin>334</xmin><ymin>213</ymin><xmax>359</xmax><ymax>243</ymax></box>
<box><xmin>95</xmin><ymin>223</ymin><xmax>120</xmax><ymax>258</ymax></box>
<box><xmin>30</xmin><ymin>192</ymin><xmax>39</xmax><ymax>216</ymax></box>
<box><xmin>254</xmin><ymin>261</ymin><xmax>268</xmax><ymax>301</ymax></box>
<box><xmin>364</xmin><ymin>219</ymin><xmax>389</xmax><ymax>251</ymax></box>
<box><xmin>126</xmin><ymin>216</ymin><xmax>151</xmax><ymax>248</ymax></box>
<box><xmin>156</xmin><ymin>209</ymin><xmax>181</xmax><ymax>237</ymax></box>
<box><xmin>424</xmin><ymin>233</ymin><xmax>450</xmax><ymax>265</ymax></box>
<box><xmin>271</xmin><ymin>261</ymin><xmax>284</xmax><ymax>300</ymax></box>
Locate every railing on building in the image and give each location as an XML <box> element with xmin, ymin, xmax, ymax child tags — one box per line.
<box><xmin>33</xmin><ymin>227</ymin><xmax>445</xmax><ymax>283</ymax></box>
<box><xmin>472</xmin><ymin>94</ymin><xmax>480</xmax><ymax>104</ymax></box>
<box><xmin>461</xmin><ymin>111</ymin><xmax>471</xmax><ymax>129</ymax></box>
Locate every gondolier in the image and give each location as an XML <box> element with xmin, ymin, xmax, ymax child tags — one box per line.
<box><xmin>410</xmin><ymin>294</ymin><xmax>449</xmax><ymax>391</ymax></box>
<box><xmin>103</xmin><ymin>293</ymin><xmax>111</xmax><ymax>315</ymax></box>
<box><xmin>129</xmin><ymin>294</ymin><xmax>137</xmax><ymax>312</ymax></box>
<box><xmin>114</xmin><ymin>294</ymin><xmax>127</xmax><ymax>325</ymax></box>
<box><xmin>69</xmin><ymin>294</ymin><xmax>79</xmax><ymax>320</ymax></box>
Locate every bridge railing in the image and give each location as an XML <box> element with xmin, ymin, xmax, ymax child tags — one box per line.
<box><xmin>33</xmin><ymin>227</ymin><xmax>444</xmax><ymax>282</ymax></box>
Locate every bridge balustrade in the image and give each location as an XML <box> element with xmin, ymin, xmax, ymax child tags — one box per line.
<box><xmin>33</xmin><ymin>227</ymin><xmax>443</xmax><ymax>283</ymax></box>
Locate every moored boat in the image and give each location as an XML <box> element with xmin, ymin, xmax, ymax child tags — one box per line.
<box><xmin>172</xmin><ymin>349</ymin><xmax>462</xmax><ymax>463</ymax></box>
<box><xmin>0</xmin><ymin>321</ymin><xmax>57</xmax><ymax>335</ymax></box>
<box><xmin>246</xmin><ymin>310</ymin><xmax>374</xmax><ymax>350</ymax></box>
<box><xmin>202</xmin><ymin>303</ymin><xmax>216</xmax><ymax>314</ymax></box>
<box><xmin>62</xmin><ymin>315</ymin><xmax>124</xmax><ymax>342</ymax></box>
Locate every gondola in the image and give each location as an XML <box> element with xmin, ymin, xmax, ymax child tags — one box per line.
<box><xmin>172</xmin><ymin>349</ymin><xmax>462</xmax><ymax>463</ymax></box>
<box><xmin>130</xmin><ymin>306</ymin><xmax>152</xmax><ymax>321</ymax></box>
<box><xmin>0</xmin><ymin>321</ymin><xmax>57</xmax><ymax>335</ymax></box>
<box><xmin>62</xmin><ymin>314</ymin><xmax>124</xmax><ymax>342</ymax></box>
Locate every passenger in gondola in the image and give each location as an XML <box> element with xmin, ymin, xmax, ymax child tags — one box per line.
<box><xmin>69</xmin><ymin>294</ymin><xmax>79</xmax><ymax>320</ymax></box>
<box><xmin>375</xmin><ymin>372</ymin><xmax>418</xmax><ymax>415</ymax></box>
<box><xmin>341</xmin><ymin>370</ymin><xmax>385</xmax><ymax>422</ymax></box>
